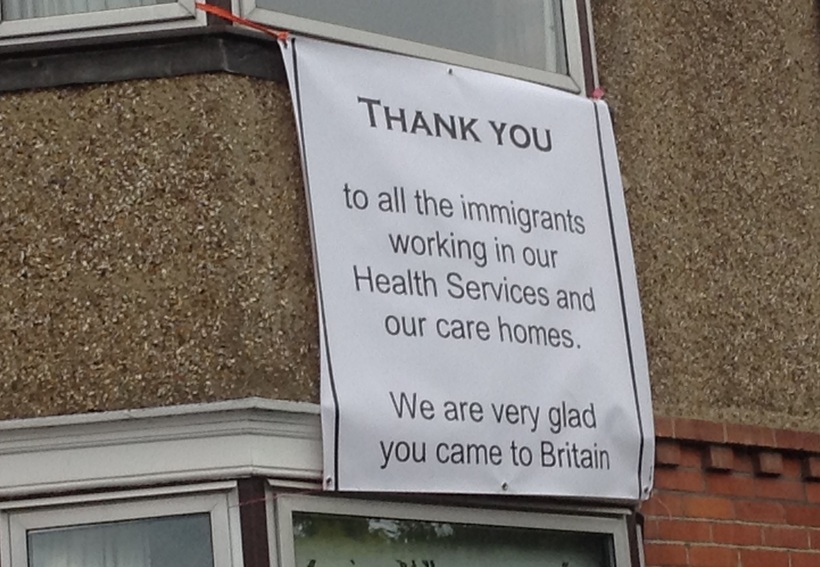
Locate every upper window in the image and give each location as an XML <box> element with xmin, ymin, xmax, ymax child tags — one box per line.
<box><xmin>240</xmin><ymin>0</ymin><xmax>594</xmax><ymax>92</ymax></box>
<box><xmin>1</xmin><ymin>483</ymin><xmax>243</xmax><ymax>567</ymax></box>
<box><xmin>0</xmin><ymin>0</ymin><xmax>203</xmax><ymax>44</ymax></box>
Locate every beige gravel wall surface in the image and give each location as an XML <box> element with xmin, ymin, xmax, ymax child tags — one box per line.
<box><xmin>0</xmin><ymin>75</ymin><xmax>319</xmax><ymax>419</ymax></box>
<box><xmin>593</xmin><ymin>1</ymin><xmax>820</xmax><ymax>431</ymax></box>
<box><xmin>1</xmin><ymin>1</ymin><xmax>819</xmax><ymax>431</ymax></box>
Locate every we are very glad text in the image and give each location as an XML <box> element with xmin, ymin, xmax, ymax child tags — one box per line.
<box><xmin>389</xmin><ymin>391</ymin><xmax>597</xmax><ymax>434</ymax></box>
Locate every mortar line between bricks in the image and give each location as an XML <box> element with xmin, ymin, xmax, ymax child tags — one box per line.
<box><xmin>646</xmin><ymin>541</ymin><xmax>817</xmax><ymax>552</ymax></box>
<box><xmin>643</xmin><ymin>518</ymin><xmax>813</xmax><ymax>528</ymax></box>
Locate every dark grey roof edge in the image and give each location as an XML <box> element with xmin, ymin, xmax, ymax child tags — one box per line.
<box><xmin>0</xmin><ymin>26</ymin><xmax>285</xmax><ymax>93</ymax></box>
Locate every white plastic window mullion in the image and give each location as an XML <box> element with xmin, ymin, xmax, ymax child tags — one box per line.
<box><xmin>543</xmin><ymin>0</ymin><xmax>558</xmax><ymax>75</ymax></box>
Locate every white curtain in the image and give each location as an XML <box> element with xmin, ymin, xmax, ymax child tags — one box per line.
<box><xmin>2</xmin><ymin>0</ymin><xmax>171</xmax><ymax>21</ymax></box>
<box><xmin>27</xmin><ymin>514</ymin><xmax>212</xmax><ymax>567</ymax></box>
<box><xmin>29</xmin><ymin>523</ymin><xmax>152</xmax><ymax>567</ymax></box>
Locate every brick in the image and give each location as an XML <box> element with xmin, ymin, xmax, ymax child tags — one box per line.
<box><xmin>705</xmin><ymin>445</ymin><xmax>735</xmax><ymax>471</ymax></box>
<box><xmin>656</xmin><ymin>468</ymin><xmax>705</xmax><ymax>492</ymax></box>
<box><xmin>643</xmin><ymin>518</ymin><xmax>662</xmax><ymax>539</ymax></box>
<box><xmin>786</xmin><ymin>504</ymin><xmax>820</xmax><ymax>527</ymax></box>
<box><xmin>642</xmin><ymin>492</ymin><xmax>686</xmax><ymax>518</ymax></box>
<box><xmin>725</xmin><ymin>423</ymin><xmax>776</xmax><ymax>448</ymax></box>
<box><xmin>647</xmin><ymin>519</ymin><xmax>712</xmax><ymax>543</ymax></box>
<box><xmin>739</xmin><ymin>549</ymin><xmax>789</xmax><ymax>567</ymax></box>
<box><xmin>753</xmin><ymin>477</ymin><xmax>806</xmax><ymax>501</ymax></box>
<box><xmin>805</xmin><ymin>456</ymin><xmax>820</xmax><ymax>481</ymax></box>
<box><xmin>754</xmin><ymin>451</ymin><xmax>784</xmax><ymax>476</ymax></box>
<box><xmin>782</xmin><ymin>456</ymin><xmax>804</xmax><ymax>479</ymax></box>
<box><xmin>689</xmin><ymin>545</ymin><xmax>738</xmax><ymax>567</ymax></box>
<box><xmin>656</xmin><ymin>440</ymin><xmax>682</xmax><ymax>467</ymax></box>
<box><xmin>654</xmin><ymin>416</ymin><xmax>675</xmax><ymax>439</ymax></box>
<box><xmin>683</xmin><ymin>495</ymin><xmax>735</xmax><ymax>519</ymax></box>
<box><xmin>706</xmin><ymin>473</ymin><xmax>757</xmax><ymax>498</ymax></box>
<box><xmin>675</xmin><ymin>418</ymin><xmax>725</xmax><ymax>444</ymax></box>
<box><xmin>810</xmin><ymin>528</ymin><xmax>820</xmax><ymax>549</ymax></box>
<box><xmin>734</xmin><ymin>500</ymin><xmax>786</xmax><ymax>523</ymax></box>
<box><xmin>762</xmin><ymin>526</ymin><xmax>809</xmax><ymax>549</ymax></box>
<box><xmin>808</xmin><ymin>483</ymin><xmax>820</xmax><ymax>504</ymax></box>
<box><xmin>790</xmin><ymin>551</ymin><xmax>820</xmax><ymax>567</ymax></box>
<box><xmin>775</xmin><ymin>430</ymin><xmax>820</xmax><ymax>452</ymax></box>
<box><xmin>732</xmin><ymin>450</ymin><xmax>755</xmax><ymax>474</ymax></box>
<box><xmin>712</xmin><ymin>523</ymin><xmax>762</xmax><ymax>546</ymax></box>
<box><xmin>680</xmin><ymin>445</ymin><xmax>705</xmax><ymax>468</ymax></box>
<box><xmin>644</xmin><ymin>543</ymin><xmax>688</xmax><ymax>566</ymax></box>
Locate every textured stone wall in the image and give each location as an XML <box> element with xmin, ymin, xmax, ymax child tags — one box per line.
<box><xmin>1</xmin><ymin>1</ymin><xmax>818</xmax><ymax>431</ymax></box>
<box><xmin>593</xmin><ymin>1</ymin><xmax>820</xmax><ymax>431</ymax></box>
<box><xmin>0</xmin><ymin>76</ymin><xmax>319</xmax><ymax>419</ymax></box>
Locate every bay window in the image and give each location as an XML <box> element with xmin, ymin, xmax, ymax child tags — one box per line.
<box><xmin>0</xmin><ymin>403</ymin><xmax>636</xmax><ymax>567</ymax></box>
<box><xmin>240</xmin><ymin>0</ymin><xmax>594</xmax><ymax>92</ymax></box>
<box><xmin>0</xmin><ymin>0</ymin><xmax>203</xmax><ymax>44</ymax></box>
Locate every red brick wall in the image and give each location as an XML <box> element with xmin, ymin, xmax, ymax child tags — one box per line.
<box><xmin>642</xmin><ymin>417</ymin><xmax>820</xmax><ymax>567</ymax></box>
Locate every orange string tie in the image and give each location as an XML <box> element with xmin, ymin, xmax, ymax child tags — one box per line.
<box><xmin>195</xmin><ymin>2</ymin><xmax>289</xmax><ymax>42</ymax></box>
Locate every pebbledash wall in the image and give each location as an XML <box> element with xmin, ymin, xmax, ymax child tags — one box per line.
<box><xmin>592</xmin><ymin>3</ymin><xmax>820</xmax><ymax>565</ymax></box>
<box><xmin>0</xmin><ymin>1</ymin><xmax>819</xmax><ymax>567</ymax></box>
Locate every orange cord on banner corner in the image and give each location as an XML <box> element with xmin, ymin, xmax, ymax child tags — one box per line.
<box><xmin>195</xmin><ymin>2</ymin><xmax>289</xmax><ymax>41</ymax></box>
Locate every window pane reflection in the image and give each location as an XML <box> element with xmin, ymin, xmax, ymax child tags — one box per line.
<box><xmin>1</xmin><ymin>1</ymin><xmax>175</xmax><ymax>21</ymax></box>
<box><xmin>293</xmin><ymin>512</ymin><xmax>614</xmax><ymax>567</ymax></box>
<box><xmin>28</xmin><ymin>513</ymin><xmax>214</xmax><ymax>567</ymax></box>
<box><xmin>256</xmin><ymin>0</ymin><xmax>568</xmax><ymax>74</ymax></box>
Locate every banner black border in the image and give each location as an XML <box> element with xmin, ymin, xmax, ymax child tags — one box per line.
<box><xmin>290</xmin><ymin>38</ymin><xmax>342</xmax><ymax>490</ymax></box>
<box><xmin>593</xmin><ymin>102</ymin><xmax>647</xmax><ymax>498</ymax></box>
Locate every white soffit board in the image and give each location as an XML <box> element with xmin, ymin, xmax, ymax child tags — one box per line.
<box><xmin>0</xmin><ymin>398</ymin><xmax>322</xmax><ymax>498</ymax></box>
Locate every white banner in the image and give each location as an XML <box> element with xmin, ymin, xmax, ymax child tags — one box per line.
<box><xmin>283</xmin><ymin>37</ymin><xmax>654</xmax><ymax>500</ymax></box>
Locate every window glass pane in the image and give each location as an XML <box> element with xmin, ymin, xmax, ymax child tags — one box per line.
<box><xmin>293</xmin><ymin>512</ymin><xmax>614</xmax><ymax>567</ymax></box>
<box><xmin>255</xmin><ymin>0</ymin><xmax>568</xmax><ymax>74</ymax></box>
<box><xmin>1</xmin><ymin>0</ymin><xmax>174</xmax><ymax>21</ymax></box>
<box><xmin>28</xmin><ymin>513</ymin><xmax>214</xmax><ymax>567</ymax></box>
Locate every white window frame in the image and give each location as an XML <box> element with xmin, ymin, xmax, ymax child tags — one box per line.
<box><xmin>0</xmin><ymin>400</ymin><xmax>640</xmax><ymax>567</ymax></box>
<box><xmin>0</xmin><ymin>481</ymin><xmax>244</xmax><ymax>567</ymax></box>
<box><xmin>272</xmin><ymin>493</ymin><xmax>632</xmax><ymax>567</ymax></box>
<box><xmin>0</xmin><ymin>0</ymin><xmax>205</xmax><ymax>46</ymax></box>
<box><xmin>237</xmin><ymin>0</ymin><xmax>592</xmax><ymax>93</ymax></box>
